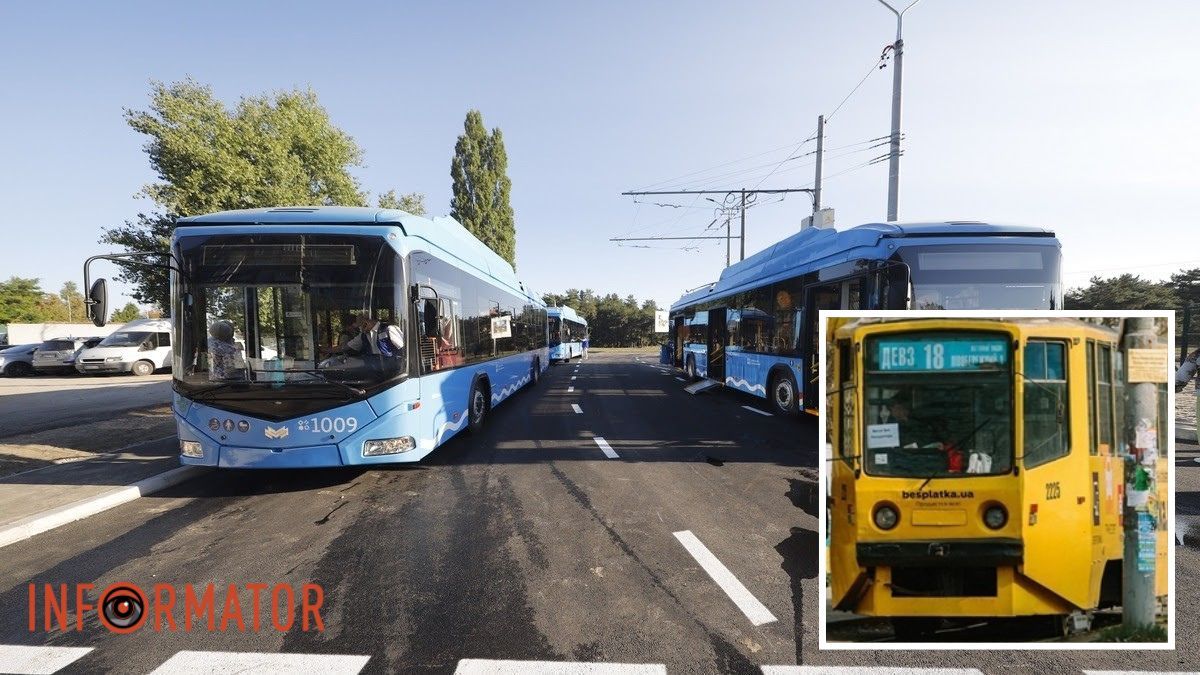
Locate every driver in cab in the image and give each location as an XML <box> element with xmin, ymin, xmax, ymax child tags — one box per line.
<box><xmin>885</xmin><ymin>392</ymin><xmax>966</xmax><ymax>473</ymax></box>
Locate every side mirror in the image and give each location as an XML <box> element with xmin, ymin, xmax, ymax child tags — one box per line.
<box><xmin>423</xmin><ymin>299</ymin><xmax>440</xmax><ymax>338</ymax></box>
<box><xmin>88</xmin><ymin>278</ymin><xmax>108</xmax><ymax>327</ymax></box>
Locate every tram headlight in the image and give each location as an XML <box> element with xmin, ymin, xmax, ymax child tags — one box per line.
<box><xmin>873</xmin><ymin>503</ymin><xmax>899</xmax><ymax>530</ymax></box>
<box><xmin>179</xmin><ymin>440</ymin><xmax>203</xmax><ymax>458</ymax></box>
<box><xmin>983</xmin><ymin>504</ymin><xmax>1008</xmax><ymax>530</ymax></box>
<box><xmin>363</xmin><ymin>436</ymin><xmax>416</xmax><ymax>456</ymax></box>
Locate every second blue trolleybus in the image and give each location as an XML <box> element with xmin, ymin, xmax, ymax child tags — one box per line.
<box><xmin>85</xmin><ymin>206</ymin><xmax>548</xmax><ymax>467</ymax></box>
<box><xmin>665</xmin><ymin>221</ymin><xmax>1064</xmax><ymax>416</ymax></box>
<box><xmin>548</xmin><ymin>305</ymin><xmax>588</xmax><ymax>363</ymax></box>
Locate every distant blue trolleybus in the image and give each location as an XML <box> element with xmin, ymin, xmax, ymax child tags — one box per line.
<box><xmin>85</xmin><ymin>206</ymin><xmax>548</xmax><ymax>467</ymax></box>
<box><xmin>547</xmin><ymin>305</ymin><xmax>588</xmax><ymax>363</ymax></box>
<box><xmin>665</xmin><ymin>221</ymin><xmax>1063</xmax><ymax>416</ymax></box>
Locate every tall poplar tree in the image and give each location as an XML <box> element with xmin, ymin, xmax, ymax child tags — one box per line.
<box><xmin>450</xmin><ymin>110</ymin><xmax>516</xmax><ymax>267</ymax></box>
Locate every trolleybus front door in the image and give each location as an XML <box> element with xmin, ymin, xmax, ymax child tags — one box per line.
<box><xmin>803</xmin><ymin>284</ymin><xmax>842</xmax><ymax>408</ymax></box>
<box><xmin>673</xmin><ymin>316</ymin><xmax>685</xmax><ymax>367</ymax></box>
<box><xmin>707</xmin><ymin>308</ymin><xmax>727</xmax><ymax>383</ymax></box>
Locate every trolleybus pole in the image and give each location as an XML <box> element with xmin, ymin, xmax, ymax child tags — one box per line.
<box><xmin>1120</xmin><ymin>316</ymin><xmax>1161</xmax><ymax>630</ymax></box>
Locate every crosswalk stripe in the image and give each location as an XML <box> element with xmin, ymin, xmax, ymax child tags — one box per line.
<box><xmin>761</xmin><ymin>669</ymin><xmax>984</xmax><ymax>675</ymax></box>
<box><xmin>148</xmin><ymin>651</ymin><xmax>370</xmax><ymax>674</ymax></box>
<box><xmin>456</xmin><ymin>660</ymin><xmax>666</xmax><ymax>674</ymax></box>
<box><xmin>758</xmin><ymin>662</ymin><xmax>984</xmax><ymax>667</ymax></box>
<box><xmin>0</xmin><ymin>646</ymin><xmax>93</xmax><ymax>675</ymax></box>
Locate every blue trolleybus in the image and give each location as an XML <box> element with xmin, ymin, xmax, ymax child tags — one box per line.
<box><xmin>666</xmin><ymin>221</ymin><xmax>1063</xmax><ymax>416</ymax></box>
<box><xmin>547</xmin><ymin>305</ymin><xmax>588</xmax><ymax>363</ymax></box>
<box><xmin>85</xmin><ymin>207</ymin><xmax>548</xmax><ymax>467</ymax></box>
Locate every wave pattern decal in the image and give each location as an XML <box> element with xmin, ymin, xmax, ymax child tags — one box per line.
<box><xmin>491</xmin><ymin>373</ymin><xmax>531</xmax><ymax>404</ymax></box>
<box><xmin>725</xmin><ymin>376</ymin><xmax>767</xmax><ymax>395</ymax></box>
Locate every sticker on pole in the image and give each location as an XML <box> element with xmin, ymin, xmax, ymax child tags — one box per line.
<box><xmin>1127</xmin><ymin>348</ymin><xmax>1169</xmax><ymax>383</ymax></box>
<box><xmin>1137</xmin><ymin>512</ymin><xmax>1156</xmax><ymax>573</ymax></box>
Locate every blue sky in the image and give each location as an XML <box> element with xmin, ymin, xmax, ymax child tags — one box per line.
<box><xmin>2</xmin><ymin>1</ymin><xmax>1197</xmax><ymax>310</ymax></box>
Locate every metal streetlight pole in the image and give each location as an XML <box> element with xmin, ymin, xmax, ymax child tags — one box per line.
<box><xmin>876</xmin><ymin>0</ymin><xmax>922</xmax><ymax>222</ymax></box>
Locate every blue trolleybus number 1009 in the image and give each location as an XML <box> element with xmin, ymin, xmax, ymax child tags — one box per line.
<box><xmin>876</xmin><ymin>337</ymin><xmax>1009</xmax><ymax>372</ymax></box>
<box><xmin>297</xmin><ymin>417</ymin><xmax>359</xmax><ymax>434</ymax></box>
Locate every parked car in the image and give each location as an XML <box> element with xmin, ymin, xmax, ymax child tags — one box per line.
<box><xmin>32</xmin><ymin>337</ymin><xmax>102</xmax><ymax>375</ymax></box>
<box><xmin>75</xmin><ymin>318</ymin><xmax>173</xmax><ymax>376</ymax></box>
<box><xmin>0</xmin><ymin>344</ymin><xmax>39</xmax><ymax>377</ymax></box>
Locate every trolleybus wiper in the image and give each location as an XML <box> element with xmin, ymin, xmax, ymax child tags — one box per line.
<box><xmin>188</xmin><ymin>380</ymin><xmax>267</xmax><ymax>401</ymax></box>
<box><xmin>267</xmin><ymin>368</ymin><xmax>367</xmax><ymax>397</ymax></box>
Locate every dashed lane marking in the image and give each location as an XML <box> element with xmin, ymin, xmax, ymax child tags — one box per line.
<box><xmin>568</xmin><ymin>386</ymin><xmax>575</xmax><ymax>392</ymax></box>
<box><xmin>593</xmin><ymin>436</ymin><xmax>620</xmax><ymax>459</ymax></box>
<box><xmin>0</xmin><ymin>646</ymin><xmax>93</xmax><ymax>674</ymax></box>
<box><xmin>758</xmin><ymin>662</ymin><xmax>984</xmax><ymax>667</ymax></box>
<box><xmin>672</xmin><ymin>530</ymin><xmax>777</xmax><ymax>626</ymax></box>
<box><xmin>572</xmin><ymin>376</ymin><xmax>577</xmax><ymax>380</ymax></box>
<box><xmin>674</xmin><ymin>377</ymin><xmax>685</xmax><ymax>382</ymax></box>
<box><xmin>761</xmin><ymin>669</ymin><xmax>984</xmax><ymax>675</ymax></box>
<box><xmin>456</xmin><ymin>660</ymin><xmax>665</xmax><ymax>674</ymax></box>
<box><xmin>149</xmin><ymin>650</ymin><xmax>371</xmax><ymax>674</ymax></box>
<box><xmin>572</xmin><ymin>404</ymin><xmax>584</xmax><ymax>414</ymax></box>
<box><xmin>741</xmin><ymin>405</ymin><xmax>773</xmax><ymax>416</ymax></box>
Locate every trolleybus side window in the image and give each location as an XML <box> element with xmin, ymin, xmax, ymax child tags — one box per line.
<box><xmin>1023</xmin><ymin>340</ymin><xmax>1069</xmax><ymax>467</ymax></box>
<box><xmin>773</xmin><ymin>280</ymin><xmax>804</xmax><ymax>354</ymax></box>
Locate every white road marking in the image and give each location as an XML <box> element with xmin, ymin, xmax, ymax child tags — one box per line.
<box><xmin>675</xmin><ymin>377</ymin><xmax>686</xmax><ymax>382</ymax></box>
<box><xmin>456</xmin><ymin>660</ymin><xmax>665</xmax><ymax>674</ymax></box>
<box><xmin>762</xmin><ymin>669</ymin><xmax>984</xmax><ymax>675</ymax></box>
<box><xmin>1084</xmin><ymin>672</ymin><xmax>1200</xmax><ymax>675</ymax></box>
<box><xmin>768</xmin><ymin>662</ymin><xmax>984</xmax><ymax>667</ymax></box>
<box><xmin>0</xmin><ymin>646</ymin><xmax>94</xmax><ymax>674</ymax></box>
<box><xmin>568</xmin><ymin>386</ymin><xmax>575</xmax><ymax>392</ymax></box>
<box><xmin>149</xmin><ymin>650</ymin><xmax>370</xmax><ymax>674</ymax></box>
<box><xmin>672</xmin><ymin>530</ymin><xmax>777</xmax><ymax>626</ymax></box>
<box><xmin>593</xmin><ymin>436</ymin><xmax>620</xmax><ymax>459</ymax></box>
<box><xmin>572</xmin><ymin>404</ymin><xmax>583</xmax><ymax>414</ymax></box>
<box><xmin>741</xmin><ymin>405</ymin><xmax>773</xmax><ymax>416</ymax></box>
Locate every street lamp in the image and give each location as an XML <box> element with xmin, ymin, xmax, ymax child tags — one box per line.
<box><xmin>875</xmin><ymin>0</ymin><xmax>923</xmax><ymax>222</ymax></box>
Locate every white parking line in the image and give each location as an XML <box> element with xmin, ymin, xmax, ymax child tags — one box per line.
<box><xmin>672</xmin><ymin>530</ymin><xmax>777</xmax><ymax>626</ymax></box>
<box><xmin>768</xmin><ymin>662</ymin><xmax>984</xmax><ymax>667</ymax></box>
<box><xmin>568</xmin><ymin>386</ymin><xmax>575</xmax><ymax>392</ymax></box>
<box><xmin>593</xmin><ymin>436</ymin><xmax>619</xmax><ymax>459</ymax></box>
<box><xmin>456</xmin><ymin>661</ymin><xmax>665</xmax><ymax>674</ymax></box>
<box><xmin>0</xmin><ymin>646</ymin><xmax>94</xmax><ymax>674</ymax></box>
<box><xmin>762</xmin><ymin>669</ymin><xmax>984</xmax><ymax>675</ymax></box>
<box><xmin>571</xmin><ymin>404</ymin><xmax>583</xmax><ymax>414</ymax></box>
<box><xmin>150</xmin><ymin>651</ymin><xmax>370</xmax><ymax>674</ymax></box>
<box><xmin>741</xmin><ymin>405</ymin><xmax>772</xmax><ymax>416</ymax></box>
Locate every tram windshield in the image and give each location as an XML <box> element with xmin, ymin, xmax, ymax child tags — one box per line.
<box><xmin>862</xmin><ymin>332</ymin><xmax>1013</xmax><ymax>477</ymax></box>
<box><xmin>173</xmin><ymin>233</ymin><xmax>407</xmax><ymax>398</ymax></box>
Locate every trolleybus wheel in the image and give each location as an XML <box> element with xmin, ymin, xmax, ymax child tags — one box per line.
<box><xmin>530</xmin><ymin>359</ymin><xmax>540</xmax><ymax>386</ymax></box>
<box><xmin>770</xmin><ymin>370</ymin><xmax>799</xmax><ymax>416</ymax></box>
<box><xmin>891</xmin><ymin>617</ymin><xmax>941</xmax><ymax>642</ymax></box>
<box><xmin>468</xmin><ymin>380</ymin><xmax>489</xmax><ymax>432</ymax></box>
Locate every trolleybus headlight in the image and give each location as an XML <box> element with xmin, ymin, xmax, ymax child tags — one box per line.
<box><xmin>363</xmin><ymin>437</ymin><xmax>416</xmax><ymax>456</ymax></box>
<box><xmin>873</xmin><ymin>503</ymin><xmax>899</xmax><ymax>530</ymax></box>
<box><xmin>983</xmin><ymin>504</ymin><xmax>1008</xmax><ymax>530</ymax></box>
<box><xmin>179</xmin><ymin>440</ymin><xmax>203</xmax><ymax>458</ymax></box>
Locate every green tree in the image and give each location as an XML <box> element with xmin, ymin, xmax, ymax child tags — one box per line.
<box><xmin>1065</xmin><ymin>274</ymin><xmax>1179</xmax><ymax>310</ymax></box>
<box><xmin>450</xmin><ymin>110</ymin><xmax>516</xmax><ymax>267</ymax></box>
<box><xmin>101</xmin><ymin>79</ymin><xmax>368</xmax><ymax>310</ymax></box>
<box><xmin>110</xmin><ymin>302</ymin><xmax>143</xmax><ymax>323</ymax></box>
<box><xmin>0</xmin><ymin>277</ymin><xmax>48</xmax><ymax>323</ymax></box>
<box><xmin>58</xmin><ymin>282</ymin><xmax>85</xmax><ymax>323</ymax></box>
<box><xmin>377</xmin><ymin>190</ymin><xmax>426</xmax><ymax>215</ymax></box>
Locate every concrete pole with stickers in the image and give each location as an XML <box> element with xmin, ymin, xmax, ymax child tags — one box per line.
<box><xmin>1120</xmin><ymin>317</ymin><xmax>1162</xmax><ymax>629</ymax></box>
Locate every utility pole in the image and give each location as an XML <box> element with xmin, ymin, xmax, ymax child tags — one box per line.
<box><xmin>813</xmin><ymin>115</ymin><xmax>824</xmax><ymax>216</ymax></box>
<box><xmin>725</xmin><ymin>214</ymin><xmax>731</xmax><ymax>267</ymax></box>
<box><xmin>617</xmin><ymin>188</ymin><xmax>814</xmax><ymax>262</ymax></box>
<box><xmin>876</xmin><ymin>0</ymin><xmax>922</xmax><ymax>222</ymax></box>
<box><xmin>1120</xmin><ymin>317</ymin><xmax>1162</xmax><ymax>631</ymax></box>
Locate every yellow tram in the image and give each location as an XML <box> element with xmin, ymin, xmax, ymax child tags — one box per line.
<box><xmin>827</xmin><ymin>318</ymin><xmax>1168</xmax><ymax>638</ymax></box>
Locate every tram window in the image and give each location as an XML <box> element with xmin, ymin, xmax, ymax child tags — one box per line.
<box><xmin>1087</xmin><ymin>342</ymin><xmax>1098</xmax><ymax>455</ymax></box>
<box><xmin>837</xmin><ymin>339</ymin><xmax>854</xmax><ymax>463</ymax></box>
<box><xmin>1097</xmin><ymin>344</ymin><xmax>1114</xmax><ymax>454</ymax></box>
<box><xmin>1023</xmin><ymin>340</ymin><xmax>1069</xmax><ymax>468</ymax></box>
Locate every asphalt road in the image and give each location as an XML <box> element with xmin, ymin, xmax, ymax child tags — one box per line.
<box><xmin>0</xmin><ymin>354</ymin><xmax>1195</xmax><ymax>674</ymax></box>
<box><xmin>0</xmin><ymin>374</ymin><xmax>171</xmax><ymax>438</ymax></box>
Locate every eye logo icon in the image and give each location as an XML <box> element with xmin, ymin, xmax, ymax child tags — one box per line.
<box><xmin>99</xmin><ymin>583</ymin><xmax>146</xmax><ymax>634</ymax></box>
<box><xmin>264</xmin><ymin>426</ymin><xmax>289</xmax><ymax>439</ymax></box>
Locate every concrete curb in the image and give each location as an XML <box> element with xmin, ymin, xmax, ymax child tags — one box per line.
<box><xmin>0</xmin><ymin>465</ymin><xmax>210</xmax><ymax>549</ymax></box>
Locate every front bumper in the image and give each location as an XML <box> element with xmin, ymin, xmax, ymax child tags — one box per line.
<box><xmin>76</xmin><ymin>361</ymin><xmax>133</xmax><ymax>374</ymax></box>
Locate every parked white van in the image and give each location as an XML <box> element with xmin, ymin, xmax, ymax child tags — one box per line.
<box><xmin>75</xmin><ymin>318</ymin><xmax>173</xmax><ymax>376</ymax></box>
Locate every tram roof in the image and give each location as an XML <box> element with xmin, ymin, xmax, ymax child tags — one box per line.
<box><xmin>670</xmin><ymin>221</ymin><xmax>1057</xmax><ymax>311</ymax></box>
<box><xmin>547</xmin><ymin>305</ymin><xmax>587</xmax><ymax>324</ymax></box>
<box><xmin>175</xmin><ymin>206</ymin><xmax>544</xmax><ymax>304</ymax></box>
<box><xmin>835</xmin><ymin>316</ymin><xmax>1121</xmax><ymax>339</ymax></box>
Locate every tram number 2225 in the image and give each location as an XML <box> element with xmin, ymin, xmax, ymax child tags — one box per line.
<box><xmin>298</xmin><ymin>416</ymin><xmax>359</xmax><ymax>434</ymax></box>
<box><xmin>1045</xmin><ymin>481</ymin><xmax>1062</xmax><ymax>500</ymax></box>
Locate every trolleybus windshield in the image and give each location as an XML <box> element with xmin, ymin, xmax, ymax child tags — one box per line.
<box><xmin>862</xmin><ymin>332</ymin><xmax>1013</xmax><ymax>477</ymax></box>
<box><xmin>173</xmin><ymin>233</ymin><xmax>406</xmax><ymax>398</ymax></box>
<box><xmin>895</xmin><ymin>244</ymin><xmax>1062</xmax><ymax>310</ymax></box>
